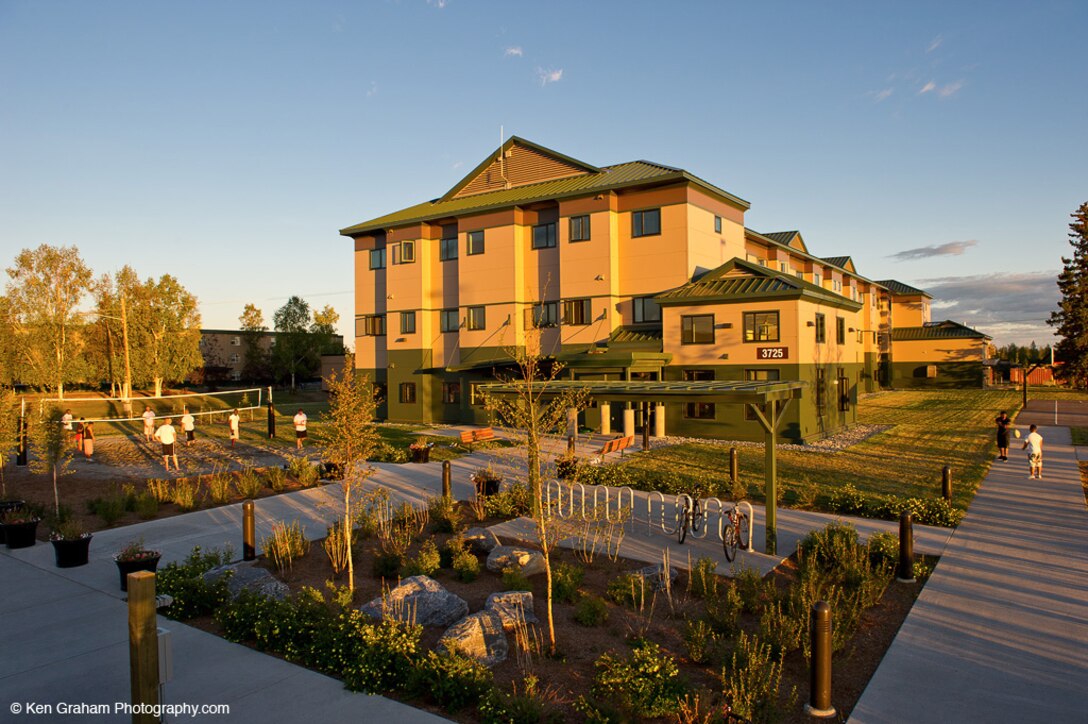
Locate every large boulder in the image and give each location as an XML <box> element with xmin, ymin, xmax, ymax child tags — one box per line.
<box><xmin>637</xmin><ymin>563</ymin><xmax>679</xmax><ymax>592</ymax></box>
<box><xmin>462</xmin><ymin>527</ymin><xmax>502</xmax><ymax>554</ymax></box>
<box><xmin>202</xmin><ymin>561</ymin><xmax>290</xmax><ymax>601</ymax></box>
<box><xmin>438</xmin><ymin>611</ymin><xmax>508</xmax><ymax>667</ymax></box>
<box><xmin>485</xmin><ymin>591</ymin><xmax>538</xmax><ymax>629</ymax></box>
<box><xmin>486</xmin><ymin>546</ymin><xmax>545</xmax><ymax>576</ymax></box>
<box><xmin>359</xmin><ymin>575</ymin><xmax>468</xmax><ymax>627</ymax></box>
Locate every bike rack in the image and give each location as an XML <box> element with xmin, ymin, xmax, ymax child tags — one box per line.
<box><xmin>739</xmin><ymin>501</ymin><xmax>754</xmax><ymax>550</ymax></box>
<box><xmin>546</xmin><ymin>481</ymin><xmax>635</xmax><ymax>529</ymax></box>
<box><xmin>701</xmin><ymin>497</ymin><xmax>726</xmax><ymax>541</ymax></box>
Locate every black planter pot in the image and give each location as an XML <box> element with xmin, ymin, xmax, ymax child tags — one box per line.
<box><xmin>52</xmin><ymin>535</ymin><xmax>93</xmax><ymax>568</ymax></box>
<box><xmin>0</xmin><ymin>500</ymin><xmax>26</xmax><ymax>545</ymax></box>
<box><xmin>116</xmin><ymin>555</ymin><xmax>161</xmax><ymax>591</ymax></box>
<box><xmin>2</xmin><ymin>519</ymin><xmax>40</xmax><ymax>549</ymax></box>
<box><xmin>411</xmin><ymin>448</ymin><xmax>431</xmax><ymax>464</ymax></box>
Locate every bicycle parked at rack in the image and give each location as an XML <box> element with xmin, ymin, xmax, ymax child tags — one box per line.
<box><xmin>677</xmin><ymin>493</ymin><xmax>704</xmax><ymax>544</ymax></box>
<box><xmin>721</xmin><ymin>501</ymin><xmax>750</xmax><ymax>562</ymax></box>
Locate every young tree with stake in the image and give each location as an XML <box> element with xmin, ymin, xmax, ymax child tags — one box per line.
<box><xmin>29</xmin><ymin>406</ymin><xmax>75</xmax><ymax>518</ymax></box>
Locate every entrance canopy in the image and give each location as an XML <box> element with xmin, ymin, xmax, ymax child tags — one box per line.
<box><xmin>480</xmin><ymin>379</ymin><xmax>804</xmax><ymax>555</ymax></box>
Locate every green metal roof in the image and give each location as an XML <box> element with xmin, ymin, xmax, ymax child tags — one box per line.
<box><xmin>339</xmin><ymin>138</ymin><xmax>751</xmax><ymax>236</ymax></box>
<box><xmin>821</xmin><ymin>256</ymin><xmax>853</xmax><ymax>270</ymax></box>
<box><xmin>609</xmin><ymin>325</ymin><xmax>663</xmax><ymax>345</ymax></box>
<box><xmin>761</xmin><ymin>231</ymin><xmax>802</xmax><ymax>246</ymax></box>
<box><xmin>479</xmin><ymin>379</ymin><xmax>804</xmax><ymax>404</ymax></box>
<box><xmin>745</xmin><ymin>229</ymin><xmax>883</xmax><ymax>289</ymax></box>
<box><xmin>655</xmin><ymin>259</ymin><xmax>862</xmax><ymax>311</ymax></box>
<box><xmin>876</xmin><ymin>279</ymin><xmax>931</xmax><ymax>297</ymax></box>
<box><xmin>891</xmin><ymin>320</ymin><xmax>990</xmax><ymax>341</ymax></box>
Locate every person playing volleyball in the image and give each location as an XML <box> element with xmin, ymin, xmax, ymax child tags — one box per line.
<box><xmin>181</xmin><ymin>407</ymin><xmax>196</xmax><ymax>446</ymax></box>
<box><xmin>142</xmin><ymin>406</ymin><xmax>156</xmax><ymax>442</ymax></box>
<box><xmin>228</xmin><ymin>409</ymin><xmax>240</xmax><ymax>448</ymax></box>
<box><xmin>293</xmin><ymin>409</ymin><xmax>307</xmax><ymax>450</ymax></box>
<box><xmin>155</xmin><ymin>417</ymin><xmax>179</xmax><ymax>472</ymax></box>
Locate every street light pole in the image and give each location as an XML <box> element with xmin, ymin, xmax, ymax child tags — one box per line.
<box><xmin>120</xmin><ymin>292</ymin><xmax>133</xmax><ymax>415</ymax></box>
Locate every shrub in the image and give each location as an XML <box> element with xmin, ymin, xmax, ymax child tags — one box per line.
<box><xmin>372</xmin><ymin>551</ymin><xmax>403</xmax><ymax>579</ymax></box>
<box><xmin>427</xmin><ymin>495</ymin><xmax>461</xmax><ymax>534</ymax></box>
<box><xmin>799</xmin><ymin>523</ymin><xmax>860</xmax><ymax>571</ymax></box>
<box><xmin>236</xmin><ymin>468</ymin><xmax>263</xmax><ymax>499</ymax></box>
<box><xmin>355</xmin><ymin>488</ymin><xmax>391</xmax><ymax>539</ymax></box>
<box><xmin>553</xmin><ymin>561</ymin><xmax>584</xmax><ymax>604</ymax></box>
<box><xmin>734</xmin><ymin>567</ymin><xmax>775</xmax><ymax>615</ymax></box>
<box><xmin>501</xmin><ymin>567</ymin><xmax>532</xmax><ymax>592</ymax></box>
<box><xmin>573</xmin><ymin>462</ymin><xmax>636</xmax><ymax>488</ymax></box>
<box><xmin>590</xmin><ymin>640</ymin><xmax>686</xmax><ymax>718</ymax></box>
<box><xmin>207</xmin><ymin>472</ymin><xmax>235</xmax><ymax>505</ymax></box>
<box><xmin>913</xmin><ymin>497</ymin><xmax>965</xmax><ymax>527</ymax></box>
<box><xmin>555</xmin><ymin>455</ymin><xmax>578</xmax><ymax>480</ymax></box>
<box><xmin>705</xmin><ymin>585</ymin><xmax>743</xmax><ymax>636</ymax></box>
<box><xmin>829</xmin><ymin>483</ymin><xmax>866</xmax><ymax>515</ymax></box>
<box><xmin>452</xmin><ymin>549</ymin><xmax>480</xmax><ymax>582</ymax></box>
<box><xmin>264</xmin><ymin>466</ymin><xmax>288</xmax><ymax>492</ymax></box>
<box><xmin>156</xmin><ymin>545</ymin><xmax>234</xmax><ymax>620</ymax></box>
<box><xmin>288</xmin><ymin>456</ymin><xmax>320</xmax><ymax>488</ymax></box>
<box><xmin>215</xmin><ymin>589</ymin><xmax>282</xmax><ymax>642</ymax></box>
<box><xmin>682</xmin><ymin>619</ymin><xmax>715</xmax><ymax>664</ymax></box>
<box><xmin>323</xmin><ymin>521</ymin><xmax>350</xmax><ymax>576</ymax></box>
<box><xmin>758</xmin><ymin>601</ymin><xmax>805</xmax><ymax>659</ymax></box>
<box><xmin>146</xmin><ymin>478</ymin><xmax>172</xmax><ymax>503</ymax></box>
<box><xmin>262</xmin><ymin>520</ymin><xmax>309</xmax><ymax>573</ymax></box>
<box><xmin>606</xmin><ymin>572</ymin><xmax>647</xmax><ymax>609</ymax></box>
<box><xmin>484</xmin><ymin>480</ymin><xmax>532</xmax><ymax>519</ymax></box>
<box><xmin>347</xmin><ymin>617</ymin><xmax>424</xmax><ymax>693</ymax></box>
<box><xmin>172</xmin><ymin>478</ymin><xmax>202</xmax><ymax>511</ymax></box>
<box><xmin>722</xmin><ymin>632</ymin><xmax>789</xmax><ymax>724</ymax></box>
<box><xmin>868</xmin><ymin>531</ymin><xmax>900</xmax><ymax>569</ymax></box>
<box><xmin>480</xmin><ymin>677</ymin><xmax>562</xmax><ymax>724</ymax></box>
<box><xmin>408</xmin><ymin>650</ymin><xmax>493</xmax><ymax>712</ymax></box>
<box><xmin>134</xmin><ymin>492</ymin><xmax>159</xmax><ymax>520</ymax></box>
<box><xmin>689</xmin><ymin>556</ymin><xmax>719</xmax><ymax>598</ymax></box>
<box><xmin>88</xmin><ymin>492</ymin><xmax>127</xmax><ymax>526</ymax></box>
<box><xmin>440</xmin><ymin>535</ymin><xmax>464</xmax><ymax>569</ymax></box>
<box><xmin>403</xmin><ymin>539</ymin><xmax>441</xmax><ymax>577</ymax></box>
<box><xmin>369</xmin><ymin>441</ymin><xmax>410</xmax><ymax>464</ymax></box>
<box><xmin>574</xmin><ymin>595</ymin><xmax>609</xmax><ymax>627</ymax></box>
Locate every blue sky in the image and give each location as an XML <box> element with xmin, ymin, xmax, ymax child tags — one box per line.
<box><xmin>1</xmin><ymin>0</ymin><xmax>1085</xmax><ymax>346</ymax></box>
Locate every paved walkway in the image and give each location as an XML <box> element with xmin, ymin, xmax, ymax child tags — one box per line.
<box><xmin>849</xmin><ymin>425</ymin><xmax>1088</xmax><ymax>723</ymax></box>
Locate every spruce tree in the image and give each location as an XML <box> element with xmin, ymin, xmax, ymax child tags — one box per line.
<box><xmin>1049</xmin><ymin>202</ymin><xmax>1088</xmax><ymax>387</ymax></box>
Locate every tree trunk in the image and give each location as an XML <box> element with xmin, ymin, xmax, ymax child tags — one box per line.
<box><xmin>345</xmin><ymin>481</ymin><xmax>354</xmax><ymax>594</ymax></box>
<box><xmin>540</xmin><ymin>521</ymin><xmax>556</xmax><ymax>655</ymax></box>
<box><xmin>154</xmin><ymin>378</ymin><xmax>163</xmax><ymax>398</ymax></box>
<box><xmin>52</xmin><ymin>465</ymin><xmax>59</xmax><ymax>518</ymax></box>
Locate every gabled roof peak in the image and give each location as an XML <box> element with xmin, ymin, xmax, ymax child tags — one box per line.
<box><xmin>441</xmin><ymin>136</ymin><xmax>600</xmax><ymax>201</ymax></box>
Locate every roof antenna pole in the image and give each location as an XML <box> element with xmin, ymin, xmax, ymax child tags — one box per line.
<box><xmin>499</xmin><ymin>125</ymin><xmax>508</xmax><ymax>186</ymax></box>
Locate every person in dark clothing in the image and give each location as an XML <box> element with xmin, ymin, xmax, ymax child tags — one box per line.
<box><xmin>995</xmin><ymin>411</ymin><xmax>1012</xmax><ymax>461</ymax></box>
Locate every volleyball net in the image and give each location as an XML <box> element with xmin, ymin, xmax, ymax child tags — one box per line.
<box><xmin>39</xmin><ymin>387</ymin><xmax>267</xmax><ymax>426</ymax></box>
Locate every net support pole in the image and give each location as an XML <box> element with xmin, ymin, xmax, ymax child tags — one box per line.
<box><xmin>266</xmin><ymin>402</ymin><xmax>276</xmax><ymax>439</ymax></box>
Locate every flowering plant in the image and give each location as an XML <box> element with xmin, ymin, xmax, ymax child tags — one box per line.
<box><xmin>114</xmin><ymin>538</ymin><xmax>160</xmax><ymax>562</ymax></box>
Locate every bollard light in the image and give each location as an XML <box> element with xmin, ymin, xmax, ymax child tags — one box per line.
<box><xmin>730</xmin><ymin>447</ymin><xmax>739</xmax><ymax>484</ymax></box>
<box><xmin>442</xmin><ymin>460</ymin><xmax>452</xmax><ymax>500</ymax></box>
<box><xmin>897</xmin><ymin>511</ymin><xmax>915</xmax><ymax>583</ymax></box>
<box><xmin>805</xmin><ymin>601</ymin><xmax>836</xmax><ymax>718</ymax></box>
<box><xmin>266</xmin><ymin>402</ymin><xmax>276</xmax><ymax>439</ymax></box>
<box><xmin>941</xmin><ymin>465</ymin><xmax>952</xmax><ymax>502</ymax></box>
<box><xmin>243</xmin><ymin>500</ymin><xmax>256</xmax><ymax>561</ymax></box>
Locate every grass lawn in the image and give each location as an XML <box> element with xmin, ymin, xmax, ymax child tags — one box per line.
<box><xmin>625</xmin><ymin>389</ymin><xmax>1021</xmax><ymax>511</ymax></box>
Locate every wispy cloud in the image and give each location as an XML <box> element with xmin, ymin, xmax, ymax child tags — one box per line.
<box><xmin>918</xmin><ymin>80</ymin><xmax>937</xmax><ymax>95</ymax></box>
<box><xmin>889</xmin><ymin>240</ymin><xmax>978</xmax><ymax>261</ymax></box>
<box><xmin>427</xmin><ymin>0</ymin><xmax>447</xmax><ymax>8</ymax></box>
<box><xmin>504</xmin><ymin>46</ymin><xmax>523</xmax><ymax>57</ymax></box>
<box><xmin>926</xmin><ymin>35</ymin><xmax>943</xmax><ymax>53</ymax></box>
<box><xmin>870</xmin><ymin>87</ymin><xmax>893</xmax><ymax>102</ymax></box>
<box><xmin>916</xmin><ymin>271</ymin><xmax>1059</xmax><ymax>344</ymax></box>
<box><xmin>937</xmin><ymin>80</ymin><xmax>964</xmax><ymax>97</ymax></box>
<box><xmin>537</xmin><ymin>67</ymin><xmax>563</xmax><ymax>85</ymax></box>
<box><xmin>366</xmin><ymin>81</ymin><xmax>378</xmax><ymax>98</ymax></box>
<box><xmin>451</xmin><ymin>161</ymin><xmax>463</xmax><ymax>170</ymax></box>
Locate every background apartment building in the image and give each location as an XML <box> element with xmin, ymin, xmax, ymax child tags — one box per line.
<box><xmin>341</xmin><ymin>137</ymin><xmax>987</xmax><ymax>442</ymax></box>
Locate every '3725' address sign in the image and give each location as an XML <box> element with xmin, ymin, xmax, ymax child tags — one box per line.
<box><xmin>756</xmin><ymin>347</ymin><xmax>789</xmax><ymax>360</ymax></box>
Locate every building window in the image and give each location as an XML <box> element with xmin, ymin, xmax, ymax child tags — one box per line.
<box><xmin>399</xmin><ymin>240</ymin><xmax>415</xmax><ymax>264</ymax></box>
<box><xmin>532</xmin><ymin>222</ymin><xmax>556</xmax><ymax>249</ymax></box>
<box><xmin>467</xmin><ymin>306</ymin><xmax>486</xmax><ymax>331</ymax></box>
<box><xmin>362</xmin><ymin>315</ymin><xmax>386</xmax><ymax>336</ymax></box>
<box><xmin>838</xmin><ymin>371</ymin><xmax>851</xmax><ymax>411</ymax></box>
<box><xmin>743</xmin><ymin>311</ymin><xmax>779</xmax><ymax>342</ymax></box>
<box><xmin>814</xmin><ymin>313</ymin><xmax>826</xmax><ymax>343</ymax></box>
<box><xmin>780</xmin><ymin>262</ymin><xmax>788</xmax><ymax>272</ymax></box>
<box><xmin>466</xmin><ymin>230</ymin><xmax>485</xmax><ymax>255</ymax></box>
<box><xmin>440</xmin><ymin>236</ymin><xmax>458</xmax><ymax>261</ymax></box>
<box><xmin>814</xmin><ymin>272</ymin><xmax>822</xmax><ymax>286</ymax></box>
<box><xmin>570</xmin><ymin>215</ymin><xmax>591</xmax><ymax>242</ymax></box>
<box><xmin>230</xmin><ymin>354</ymin><xmax>239</xmax><ymax>364</ymax></box>
<box><xmin>442</xmin><ymin>382</ymin><xmax>461</xmax><ymax>405</ymax></box>
<box><xmin>836</xmin><ymin>317</ymin><xmax>846</xmax><ymax>345</ymax></box>
<box><xmin>681</xmin><ymin>315</ymin><xmax>714</xmax><ymax>345</ymax></box>
<box><xmin>683</xmin><ymin>369</ymin><xmax>715</xmax><ymax>419</ymax></box>
<box><xmin>530</xmin><ymin>301</ymin><xmax>559</xmax><ymax>328</ymax></box>
<box><xmin>230</xmin><ymin>336</ymin><xmax>240</xmax><ymax>346</ymax></box>
<box><xmin>632</xmin><ymin>208</ymin><xmax>661</xmax><ymax>238</ymax></box>
<box><xmin>369</xmin><ymin>248</ymin><xmax>386</xmax><ymax>270</ymax></box>
<box><xmin>564</xmin><ymin>298</ymin><xmax>591</xmax><ymax>326</ymax></box>
<box><xmin>744</xmin><ymin>369</ymin><xmax>780</xmax><ymax>420</ymax></box>
<box><xmin>633</xmin><ymin>297</ymin><xmax>661</xmax><ymax>323</ymax></box>
<box><xmin>815</xmin><ymin>368</ymin><xmax>826</xmax><ymax>413</ymax></box>
<box><xmin>400</xmin><ymin>311</ymin><xmax>416</xmax><ymax>335</ymax></box>
<box><xmin>440</xmin><ymin>309</ymin><xmax>459</xmax><ymax>333</ymax></box>
<box><xmin>714</xmin><ymin>215</ymin><xmax>722</xmax><ymax>233</ymax></box>
<box><xmin>399</xmin><ymin>383</ymin><xmax>416</xmax><ymax>404</ymax></box>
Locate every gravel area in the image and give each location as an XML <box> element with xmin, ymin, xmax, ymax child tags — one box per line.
<box><xmin>645</xmin><ymin>423</ymin><xmax>892</xmax><ymax>454</ymax></box>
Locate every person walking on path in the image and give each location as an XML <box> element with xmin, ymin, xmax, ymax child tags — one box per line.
<box><xmin>74</xmin><ymin>418</ymin><xmax>85</xmax><ymax>455</ymax></box>
<box><xmin>61</xmin><ymin>409</ymin><xmax>74</xmax><ymax>446</ymax></box>
<box><xmin>1023</xmin><ymin>424</ymin><xmax>1044</xmax><ymax>479</ymax></box>
<box><xmin>142</xmin><ymin>406</ymin><xmax>156</xmax><ymax>442</ymax></box>
<box><xmin>155</xmin><ymin>417</ymin><xmax>179</xmax><ymax>471</ymax></box>
<box><xmin>293</xmin><ymin>409</ymin><xmax>307</xmax><ymax>450</ymax></box>
<box><xmin>995</xmin><ymin>410</ymin><xmax>1012</xmax><ymax>461</ymax></box>
<box><xmin>181</xmin><ymin>408</ymin><xmax>196</xmax><ymax>447</ymax></box>
<box><xmin>228</xmin><ymin>409</ymin><xmax>240</xmax><ymax>448</ymax></box>
<box><xmin>81</xmin><ymin>420</ymin><xmax>94</xmax><ymax>460</ymax></box>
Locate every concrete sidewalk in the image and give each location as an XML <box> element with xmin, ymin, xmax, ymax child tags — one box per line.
<box><xmin>849</xmin><ymin>425</ymin><xmax>1088</xmax><ymax>723</ymax></box>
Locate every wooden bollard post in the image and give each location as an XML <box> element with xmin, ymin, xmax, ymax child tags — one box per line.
<box><xmin>442</xmin><ymin>461</ymin><xmax>452</xmax><ymax>499</ymax></box>
<box><xmin>266</xmin><ymin>402</ymin><xmax>276</xmax><ymax>439</ymax></box>
<box><xmin>128</xmin><ymin>571</ymin><xmax>160</xmax><ymax>724</ymax></box>
<box><xmin>243</xmin><ymin>500</ymin><xmax>256</xmax><ymax>561</ymax></box>
<box><xmin>897</xmin><ymin>511</ymin><xmax>916</xmax><ymax>583</ymax></box>
<box><xmin>729</xmin><ymin>447</ymin><xmax>739</xmax><ymax>484</ymax></box>
<box><xmin>941</xmin><ymin>465</ymin><xmax>952</xmax><ymax>502</ymax></box>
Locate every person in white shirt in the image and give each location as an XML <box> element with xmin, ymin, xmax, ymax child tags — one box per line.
<box><xmin>1022</xmin><ymin>424</ymin><xmax>1044</xmax><ymax>480</ymax></box>
<box><xmin>180</xmin><ymin>408</ymin><xmax>196</xmax><ymax>446</ymax></box>
<box><xmin>61</xmin><ymin>409</ymin><xmax>74</xmax><ymax>446</ymax></box>
<box><xmin>142</xmin><ymin>406</ymin><xmax>156</xmax><ymax>442</ymax></box>
<box><xmin>293</xmin><ymin>409</ymin><xmax>307</xmax><ymax>450</ymax></box>
<box><xmin>154</xmin><ymin>418</ymin><xmax>179</xmax><ymax>471</ymax></box>
<box><xmin>228</xmin><ymin>409</ymin><xmax>240</xmax><ymax>448</ymax></box>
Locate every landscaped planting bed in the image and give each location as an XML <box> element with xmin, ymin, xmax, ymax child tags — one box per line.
<box><xmin>158</xmin><ymin>487</ymin><xmax>936</xmax><ymax>723</ymax></box>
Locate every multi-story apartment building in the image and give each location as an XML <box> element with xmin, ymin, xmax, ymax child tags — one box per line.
<box><xmin>341</xmin><ymin>137</ymin><xmax>987</xmax><ymax>442</ymax></box>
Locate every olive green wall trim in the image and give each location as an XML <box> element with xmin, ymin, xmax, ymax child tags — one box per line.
<box><xmin>355</xmin><ymin>368</ymin><xmax>388</xmax><ymax>419</ymax></box>
<box><xmin>888</xmin><ymin>361</ymin><xmax>985</xmax><ymax>389</ymax></box>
